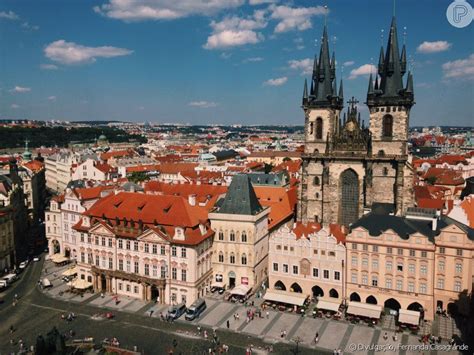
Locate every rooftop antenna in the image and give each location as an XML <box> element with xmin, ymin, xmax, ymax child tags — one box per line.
<box><xmin>403</xmin><ymin>26</ymin><xmax>407</xmax><ymax>45</ymax></box>
<box><xmin>324</xmin><ymin>5</ymin><xmax>328</xmax><ymax>27</ymax></box>
<box><xmin>380</xmin><ymin>29</ymin><xmax>384</xmax><ymax>45</ymax></box>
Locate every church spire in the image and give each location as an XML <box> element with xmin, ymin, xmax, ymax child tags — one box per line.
<box><xmin>302</xmin><ymin>79</ymin><xmax>308</xmax><ymax>105</ymax></box>
<box><xmin>338</xmin><ymin>79</ymin><xmax>344</xmax><ymax>100</ymax></box>
<box><xmin>367</xmin><ymin>73</ymin><xmax>374</xmax><ymax>95</ymax></box>
<box><xmin>406</xmin><ymin>71</ymin><xmax>414</xmax><ymax>93</ymax></box>
<box><xmin>400</xmin><ymin>44</ymin><xmax>407</xmax><ymax>75</ymax></box>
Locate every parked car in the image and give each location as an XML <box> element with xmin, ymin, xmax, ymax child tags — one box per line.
<box><xmin>185</xmin><ymin>299</ymin><xmax>206</xmax><ymax>321</ymax></box>
<box><xmin>19</xmin><ymin>261</ymin><xmax>29</xmax><ymax>269</ymax></box>
<box><xmin>168</xmin><ymin>303</ymin><xmax>187</xmax><ymax>320</ymax></box>
<box><xmin>33</xmin><ymin>256</ymin><xmax>40</xmax><ymax>262</ymax></box>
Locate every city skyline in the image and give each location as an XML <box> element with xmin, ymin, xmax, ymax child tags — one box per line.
<box><xmin>1</xmin><ymin>0</ymin><xmax>473</xmax><ymax>126</ymax></box>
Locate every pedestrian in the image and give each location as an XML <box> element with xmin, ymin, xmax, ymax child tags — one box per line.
<box><xmin>383</xmin><ymin>332</ymin><xmax>388</xmax><ymax>340</ymax></box>
<box><xmin>266</xmin><ymin>311</ymin><xmax>269</xmax><ymax>319</ymax></box>
<box><xmin>204</xmin><ymin>330</ymin><xmax>208</xmax><ymax>339</ymax></box>
<box><xmin>197</xmin><ymin>325</ymin><xmax>202</xmax><ymax>335</ymax></box>
<box><xmin>393</xmin><ymin>333</ymin><xmax>397</xmax><ymax>341</ymax></box>
<box><xmin>150</xmin><ymin>310</ymin><xmax>154</xmax><ymax>317</ymax></box>
<box><xmin>226</xmin><ymin>320</ymin><xmax>230</xmax><ymax>329</ymax></box>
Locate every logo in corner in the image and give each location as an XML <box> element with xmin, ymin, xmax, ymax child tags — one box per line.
<box><xmin>447</xmin><ymin>0</ymin><xmax>473</xmax><ymax>28</ymax></box>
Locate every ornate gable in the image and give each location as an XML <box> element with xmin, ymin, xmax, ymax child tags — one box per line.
<box><xmin>137</xmin><ymin>228</ymin><xmax>169</xmax><ymax>244</ymax></box>
<box><xmin>89</xmin><ymin>222</ymin><xmax>114</xmax><ymax>236</ymax></box>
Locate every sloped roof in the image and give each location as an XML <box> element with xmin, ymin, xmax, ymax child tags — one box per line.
<box><xmin>218</xmin><ymin>174</ymin><xmax>263</xmax><ymax>215</ymax></box>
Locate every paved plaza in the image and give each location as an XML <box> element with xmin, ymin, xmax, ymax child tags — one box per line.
<box><xmin>38</xmin><ymin>258</ymin><xmax>467</xmax><ymax>354</ymax></box>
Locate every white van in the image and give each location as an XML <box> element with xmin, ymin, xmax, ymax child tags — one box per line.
<box><xmin>3</xmin><ymin>273</ymin><xmax>18</xmax><ymax>285</ymax></box>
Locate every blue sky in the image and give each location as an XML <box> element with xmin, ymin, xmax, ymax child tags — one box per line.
<box><xmin>0</xmin><ymin>0</ymin><xmax>473</xmax><ymax>126</ymax></box>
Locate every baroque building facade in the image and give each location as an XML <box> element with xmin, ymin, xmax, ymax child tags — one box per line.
<box><xmin>298</xmin><ymin>17</ymin><xmax>415</xmax><ymax>227</ymax></box>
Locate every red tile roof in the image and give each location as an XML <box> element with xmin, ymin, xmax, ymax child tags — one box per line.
<box><xmin>423</xmin><ymin>168</ymin><xmax>465</xmax><ymax>186</ymax></box>
<box><xmin>100</xmin><ymin>149</ymin><xmax>135</xmax><ymax>161</ymax></box>
<box><xmin>254</xmin><ymin>186</ymin><xmax>297</xmax><ymax>230</ymax></box>
<box><xmin>22</xmin><ymin>160</ymin><xmax>44</xmax><ymax>173</ymax></box>
<box><xmin>74</xmin><ymin>186</ymin><xmax>115</xmax><ymax>201</ymax></box>
<box><xmin>435</xmin><ymin>155</ymin><xmax>468</xmax><ymax>166</ymax></box>
<box><xmin>292</xmin><ymin>222</ymin><xmax>322</xmax><ymax>239</ymax></box>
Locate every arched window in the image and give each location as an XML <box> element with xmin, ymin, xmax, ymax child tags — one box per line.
<box><xmin>316</xmin><ymin>117</ymin><xmax>323</xmax><ymax>139</ymax></box>
<box><xmin>241</xmin><ymin>254</ymin><xmax>247</xmax><ymax>265</ymax></box>
<box><xmin>313</xmin><ymin>176</ymin><xmax>320</xmax><ymax>186</ymax></box>
<box><xmin>230</xmin><ymin>253</ymin><xmax>235</xmax><ymax>264</ymax></box>
<box><xmin>309</xmin><ymin>122</ymin><xmax>314</xmax><ymax>135</ymax></box>
<box><xmin>382</xmin><ymin>115</ymin><xmax>393</xmax><ymax>138</ymax></box>
<box><xmin>230</xmin><ymin>231</ymin><xmax>235</xmax><ymax>242</ymax></box>
<box><xmin>218</xmin><ymin>252</ymin><xmax>224</xmax><ymax>263</ymax></box>
<box><xmin>218</xmin><ymin>231</ymin><xmax>224</xmax><ymax>241</ymax></box>
<box><xmin>241</xmin><ymin>232</ymin><xmax>247</xmax><ymax>243</ymax></box>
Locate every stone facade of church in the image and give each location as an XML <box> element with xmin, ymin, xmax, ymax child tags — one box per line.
<box><xmin>298</xmin><ymin>17</ymin><xmax>415</xmax><ymax>226</ymax></box>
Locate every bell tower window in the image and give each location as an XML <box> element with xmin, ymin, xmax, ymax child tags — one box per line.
<box><xmin>382</xmin><ymin>115</ymin><xmax>393</xmax><ymax>138</ymax></box>
<box><xmin>316</xmin><ymin>117</ymin><xmax>323</xmax><ymax>139</ymax></box>
<box><xmin>309</xmin><ymin>122</ymin><xmax>314</xmax><ymax>135</ymax></box>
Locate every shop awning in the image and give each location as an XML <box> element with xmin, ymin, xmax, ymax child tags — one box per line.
<box><xmin>51</xmin><ymin>254</ymin><xmax>69</xmax><ymax>264</ymax></box>
<box><xmin>211</xmin><ymin>281</ymin><xmax>226</xmax><ymax>288</ymax></box>
<box><xmin>316</xmin><ymin>298</ymin><xmax>341</xmax><ymax>312</ymax></box>
<box><xmin>230</xmin><ymin>284</ymin><xmax>251</xmax><ymax>296</ymax></box>
<box><xmin>398</xmin><ymin>309</ymin><xmax>420</xmax><ymax>325</ymax></box>
<box><xmin>346</xmin><ymin>301</ymin><xmax>382</xmax><ymax>319</ymax></box>
<box><xmin>263</xmin><ymin>289</ymin><xmax>308</xmax><ymax>306</ymax></box>
<box><xmin>62</xmin><ymin>267</ymin><xmax>78</xmax><ymax>277</ymax></box>
<box><xmin>68</xmin><ymin>279</ymin><xmax>92</xmax><ymax>290</ymax></box>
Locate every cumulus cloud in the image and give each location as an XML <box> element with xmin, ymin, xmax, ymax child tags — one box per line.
<box><xmin>204</xmin><ymin>10</ymin><xmax>267</xmax><ymax>49</ymax></box>
<box><xmin>188</xmin><ymin>101</ymin><xmax>218</xmax><ymax>108</ymax></box>
<box><xmin>0</xmin><ymin>11</ymin><xmax>19</xmax><ymax>20</ymax></box>
<box><xmin>442</xmin><ymin>54</ymin><xmax>474</xmax><ymax>80</ymax></box>
<box><xmin>263</xmin><ymin>76</ymin><xmax>287</xmax><ymax>86</ymax></box>
<box><xmin>40</xmin><ymin>64</ymin><xmax>59</xmax><ymax>70</ymax></box>
<box><xmin>417</xmin><ymin>41</ymin><xmax>452</xmax><ymax>54</ymax></box>
<box><xmin>94</xmin><ymin>0</ymin><xmax>244</xmax><ymax>22</ymax></box>
<box><xmin>10</xmin><ymin>86</ymin><xmax>31</xmax><ymax>93</ymax></box>
<box><xmin>44</xmin><ymin>40</ymin><xmax>133</xmax><ymax>65</ymax></box>
<box><xmin>243</xmin><ymin>57</ymin><xmax>264</xmax><ymax>63</ymax></box>
<box><xmin>270</xmin><ymin>5</ymin><xmax>327</xmax><ymax>33</ymax></box>
<box><xmin>343</xmin><ymin>61</ymin><xmax>355</xmax><ymax>67</ymax></box>
<box><xmin>288</xmin><ymin>58</ymin><xmax>312</xmax><ymax>75</ymax></box>
<box><xmin>348</xmin><ymin>64</ymin><xmax>376</xmax><ymax>79</ymax></box>
<box><xmin>249</xmin><ymin>0</ymin><xmax>278</xmax><ymax>4</ymax></box>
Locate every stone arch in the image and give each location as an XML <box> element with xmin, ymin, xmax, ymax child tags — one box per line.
<box><xmin>312</xmin><ymin>285</ymin><xmax>324</xmax><ymax>298</ymax></box>
<box><xmin>329</xmin><ymin>288</ymin><xmax>339</xmax><ymax>298</ymax></box>
<box><xmin>290</xmin><ymin>282</ymin><xmax>303</xmax><ymax>293</ymax></box>
<box><xmin>350</xmin><ymin>292</ymin><xmax>361</xmax><ymax>302</ymax></box>
<box><xmin>51</xmin><ymin>239</ymin><xmax>61</xmax><ymax>254</ymax></box>
<box><xmin>382</xmin><ymin>114</ymin><xmax>393</xmax><ymax>138</ymax></box>
<box><xmin>316</xmin><ymin>117</ymin><xmax>323</xmax><ymax>139</ymax></box>
<box><xmin>408</xmin><ymin>302</ymin><xmax>423</xmax><ymax>312</ymax></box>
<box><xmin>384</xmin><ymin>298</ymin><xmax>401</xmax><ymax>311</ymax></box>
<box><xmin>339</xmin><ymin>169</ymin><xmax>359</xmax><ymax>226</ymax></box>
<box><xmin>274</xmin><ymin>280</ymin><xmax>286</xmax><ymax>291</ymax></box>
<box><xmin>366</xmin><ymin>295</ymin><xmax>378</xmax><ymax>305</ymax></box>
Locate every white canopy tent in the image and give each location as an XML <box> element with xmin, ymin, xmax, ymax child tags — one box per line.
<box><xmin>316</xmin><ymin>298</ymin><xmax>341</xmax><ymax>312</ymax></box>
<box><xmin>398</xmin><ymin>309</ymin><xmax>420</xmax><ymax>325</ymax></box>
<box><xmin>346</xmin><ymin>301</ymin><xmax>383</xmax><ymax>319</ymax></box>
<box><xmin>263</xmin><ymin>289</ymin><xmax>308</xmax><ymax>306</ymax></box>
<box><xmin>230</xmin><ymin>284</ymin><xmax>251</xmax><ymax>297</ymax></box>
<box><xmin>211</xmin><ymin>281</ymin><xmax>226</xmax><ymax>288</ymax></box>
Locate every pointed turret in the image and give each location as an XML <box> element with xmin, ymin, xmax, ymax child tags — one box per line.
<box><xmin>330</xmin><ymin>52</ymin><xmax>336</xmax><ymax>79</ymax></box>
<box><xmin>332</xmin><ymin>76</ymin><xmax>338</xmax><ymax>96</ymax></box>
<box><xmin>312</xmin><ymin>55</ymin><xmax>318</xmax><ymax>79</ymax></box>
<box><xmin>315</xmin><ymin>25</ymin><xmax>333</xmax><ymax>102</ymax></box>
<box><xmin>406</xmin><ymin>71</ymin><xmax>414</xmax><ymax>93</ymax></box>
<box><xmin>400</xmin><ymin>44</ymin><xmax>407</xmax><ymax>75</ymax></box>
<box><xmin>338</xmin><ymin>79</ymin><xmax>344</xmax><ymax>100</ymax></box>
<box><xmin>374</xmin><ymin>75</ymin><xmax>379</xmax><ymax>90</ymax></box>
<box><xmin>302</xmin><ymin>79</ymin><xmax>309</xmax><ymax>105</ymax></box>
<box><xmin>378</xmin><ymin>46</ymin><xmax>385</xmax><ymax>75</ymax></box>
<box><xmin>367</xmin><ymin>73</ymin><xmax>374</xmax><ymax>95</ymax></box>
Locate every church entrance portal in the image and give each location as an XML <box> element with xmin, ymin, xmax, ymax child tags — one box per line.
<box><xmin>339</xmin><ymin>169</ymin><xmax>359</xmax><ymax>226</ymax></box>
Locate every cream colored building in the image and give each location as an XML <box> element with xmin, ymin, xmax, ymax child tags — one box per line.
<box><xmin>347</xmin><ymin>206</ymin><xmax>474</xmax><ymax>321</ymax></box>
<box><xmin>209</xmin><ymin>174</ymin><xmax>270</xmax><ymax>290</ymax></box>
<box><xmin>0</xmin><ymin>209</ymin><xmax>15</xmax><ymax>271</ymax></box>
<box><xmin>268</xmin><ymin>223</ymin><xmax>346</xmax><ymax>301</ymax></box>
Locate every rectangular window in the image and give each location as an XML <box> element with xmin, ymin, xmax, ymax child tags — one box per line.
<box><xmin>437</xmin><ymin>278</ymin><xmax>444</xmax><ymax>289</ymax></box>
<box><xmin>126</xmin><ymin>260</ymin><xmax>131</xmax><ymax>272</ymax></box>
<box><xmin>439</xmin><ymin>247</ymin><xmax>445</xmax><ymax>254</ymax></box>
<box><xmin>371</xmin><ymin>276</ymin><xmax>378</xmax><ymax>287</ymax></box>
<box><xmin>88</xmin><ymin>253</ymin><xmax>93</xmax><ymax>264</ymax></box>
<box><xmin>144</xmin><ymin>243</ymin><xmax>149</xmax><ymax>253</ymax></box>
<box><xmin>283</xmin><ymin>264</ymin><xmax>288</xmax><ymax>273</ymax></box>
<box><xmin>409</xmin><ymin>250</ymin><xmax>415</xmax><ymax>257</ymax></box>
<box><xmin>292</xmin><ymin>265</ymin><xmax>298</xmax><ymax>275</ymax></box>
<box><xmin>397</xmin><ymin>264</ymin><xmax>403</xmax><ymax>272</ymax></box>
<box><xmin>118</xmin><ymin>240</ymin><xmax>123</xmax><ymax>249</ymax></box>
<box><xmin>108</xmin><ymin>238</ymin><xmax>112</xmax><ymax>248</ymax></box>
<box><xmin>119</xmin><ymin>259</ymin><xmax>123</xmax><ymax>271</ymax></box>
<box><xmin>454</xmin><ymin>281</ymin><xmax>461</xmax><ymax>292</ymax></box>
<box><xmin>144</xmin><ymin>264</ymin><xmax>149</xmax><ymax>276</ymax></box>
<box><xmin>323</xmin><ymin>270</ymin><xmax>329</xmax><ymax>279</ymax></box>
<box><xmin>108</xmin><ymin>258</ymin><xmax>113</xmax><ymax>269</ymax></box>
<box><xmin>126</xmin><ymin>284</ymin><xmax>130</xmax><ymax>292</ymax></box>
<box><xmin>133</xmin><ymin>241</ymin><xmax>138</xmax><ymax>251</ymax></box>
<box><xmin>351</xmin><ymin>273</ymin><xmax>357</xmax><ymax>283</ymax></box>
<box><xmin>352</xmin><ymin>243</ymin><xmax>357</xmax><ymax>250</ymax></box>
<box><xmin>81</xmin><ymin>252</ymin><xmax>85</xmax><ymax>263</ymax></box>
<box><xmin>126</xmin><ymin>241</ymin><xmax>130</xmax><ymax>250</ymax></box>
<box><xmin>397</xmin><ymin>248</ymin><xmax>403</xmax><ymax>256</ymax></box>
<box><xmin>152</xmin><ymin>265</ymin><xmax>158</xmax><ymax>277</ymax></box>
<box><xmin>172</xmin><ymin>246</ymin><xmax>177</xmax><ymax>257</ymax></box>
<box><xmin>372</xmin><ymin>259</ymin><xmax>379</xmax><ymax>269</ymax></box>
<box><xmin>408</xmin><ymin>282</ymin><xmax>415</xmax><ymax>293</ymax></box>
<box><xmin>386</xmin><ymin>279</ymin><xmax>392</xmax><ymax>289</ymax></box>
<box><xmin>419</xmin><ymin>283</ymin><xmax>427</xmax><ymax>294</ymax></box>
<box><xmin>313</xmin><ymin>268</ymin><xmax>319</xmax><ymax>277</ymax></box>
<box><xmin>362</xmin><ymin>258</ymin><xmax>368</xmax><ymax>267</ymax></box>
<box><xmin>273</xmin><ymin>263</ymin><xmax>278</xmax><ymax>272</ymax></box>
<box><xmin>362</xmin><ymin>274</ymin><xmax>368</xmax><ymax>285</ymax></box>
<box><xmin>408</xmin><ymin>264</ymin><xmax>415</xmax><ymax>273</ymax></box>
<box><xmin>181</xmin><ymin>248</ymin><xmax>187</xmax><ymax>258</ymax></box>
<box><xmin>456</xmin><ymin>249</ymin><xmax>462</xmax><ymax>256</ymax></box>
<box><xmin>421</xmin><ymin>251</ymin><xmax>427</xmax><ymax>258</ymax></box>
<box><xmin>101</xmin><ymin>237</ymin><xmax>106</xmax><ymax>246</ymax></box>
<box><xmin>334</xmin><ymin>271</ymin><xmax>340</xmax><ymax>281</ymax></box>
<box><xmin>386</xmin><ymin>261</ymin><xmax>392</xmax><ymax>271</ymax></box>
<box><xmin>181</xmin><ymin>270</ymin><xmax>187</xmax><ymax>282</ymax></box>
<box><xmin>161</xmin><ymin>246</ymin><xmax>166</xmax><ymax>255</ymax></box>
<box><xmin>134</xmin><ymin>261</ymin><xmax>139</xmax><ymax>274</ymax></box>
<box><xmin>372</xmin><ymin>245</ymin><xmax>378</xmax><ymax>252</ymax></box>
<box><xmin>420</xmin><ymin>264</ymin><xmax>427</xmax><ymax>275</ymax></box>
<box><xmin>386</xmin><ymin>247</ymin><xmax>392</xmax><ymax>254</ymax></box>
<box><xmin>80</xmin><ymin>234</ymin><xmax>84</xmax><ymax>242</ymax></box>
<box><xmin>118</xmin><ymin>283</ymin><xmax>122</xmax><ymax>291</ymax></box>
<box><xmin>396</xmin><ymin>280</ymin><xmax>403</xmax><ymax>291</ymax></box>
<box><xmin>88</xmin><ymin>235</ymin><xmax>92</xmax><ymax>244</ymax></box>
<box><xmin>362</xmin><ymin>244</ymin><xmax>368</xmax><ymax>251</ymax></box>
<box><xmin>455</xmin><ymin>263</ymin><xmax>462</xmax><ymax>273</ymax></box>
<box><xmin>134</xmin><ymin>286</ymin><xmax>139</xmax><ymax>294</ymax></box>
<box><xmin>351</xmin><ymin>256</ymin><xmax>357</xmax><ymax>266</ymax></box>
<box><xmin>161</xmin><ymin>266</ymin><xmax>166</xmax><ymax>279</ymax></box>
<box><xmin>152</xmin><ymin>244</ymin><xmax>157</xmax><ymax>254</ymax></box>
<box><xmin>172</xmin><ymin>267</ymin><xmax>177</xmax><ymax>280</ymax></box>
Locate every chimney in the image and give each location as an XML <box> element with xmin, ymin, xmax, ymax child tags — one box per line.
<box><xmin>188</xmin><ymin>194</ymin><xmax>196</xmax><ymax>206</ymax></box>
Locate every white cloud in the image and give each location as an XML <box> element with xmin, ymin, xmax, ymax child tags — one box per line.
<box><xmin>40</xmin><ymin>64</ymin><xmax>59</xmax><ymax>70</ymax></box>
<box><xmin>11</xmin><ymin>104</ymin><xmax>20</xmax><ymax>109</ymax></box>
<box><xmin>94</xmin><ymin>0</ymin><xmax>244</xmax><ymax>22</ymax></box>
<box><xmin>0</xmin><ymin>11</ymin><xmax>19</xmax><ymax>20</ymax></box>
<box><xmin>10</xmin><ymin>86</ymin><xmax>31</xmax><ymax>93</ymax></box>
<box><xmin>21</xmin><ymin>22</ymin><xmax>39</xmax><ymax>31</ymax></box>
<box><xmin>249</xmin><ymin>0</ymin><xmax>278</xmax><ymax>4</ymax></box>
<box><xmin>48</xmin><ymin>96</ymin><xmax>57</xmax><ymax>101</ymax></box>
<box><xmin>243</xmin><ymin>57</ymin><xmax>264</xmax><ymax>63</ymax></box>
<box><xmin>417</xmin><ymin>41</ymin><xmax>451</xmax><ymax>54</ymax></box>
<box><xmin>343</xmin><ymin>61</ymin><xmax>355</xmax><ymax>67</ymax></box>
<box><xmin>188</xmin><ymin>101</ymin><xmax>218</xmax><ymax>108</ymax></box>
<box><xmin>220</xmin><ymin>52</ymin><xmax>232</xmax><ymax>59</ymax></box>
<box><xmin>270</xmin><ymin>5</ymin><xmax>327</xmax><ymax>33</ymax></box>
<box><xmin>348</xmin><ymin>64</ymin><xmax>376</xmax><ymax>79</ymax></box>
<box><xmin>288</xmin><ymin>58</ymin><xmax>312</xmax><ymax>75</ymax></box>
<box><xmin>263</xmin><ymin>76</ymin><xmax>287</xmax><ymax>86</ymax></box>
<box><xmin>442</xmin><ymin>54</ymin><xmax>474</xmax><ymax>80</ymax></box>
<box><xmin>44</xmin><ymin>40</ymin><xmax>133</xmax><ymax>65</ymax></box>
<box><xmin>204</xmin><ymin>10</ymin><xmax>267</xmax><ymax>49</ymax></box>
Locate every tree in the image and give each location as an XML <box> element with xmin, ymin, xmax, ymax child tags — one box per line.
<box><xmin>128</xmin><ymin>172</ymin><xmax>149</xmax><ymax>184</ymax></box>
<box><xmin>425</xmin><ymin>176</ymin><xmax>437</xmax><ymax>185</ymax></box>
